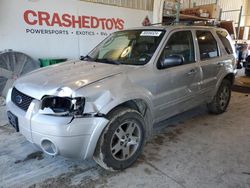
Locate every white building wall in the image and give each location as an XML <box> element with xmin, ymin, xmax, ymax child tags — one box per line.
<box><xmin>0</xmin><ymin>0</ymin><xmax>153</xmax><ymax>60</ymax></box>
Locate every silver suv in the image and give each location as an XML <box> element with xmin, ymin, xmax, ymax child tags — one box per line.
<box><xmin>6</xmin><ymin>26</ymin><xmax>237</xmax><ymax>171</ymax></box>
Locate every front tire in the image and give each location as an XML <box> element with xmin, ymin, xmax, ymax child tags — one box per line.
<box><xmin>207</xmin><ymin>79</ymin><xmax>232</xmax><ymax>114</ymax></box>
<box><xmin>94</xmin><ymin>107</ymin><xmax>145</xmax><ymax>171</ymax></box>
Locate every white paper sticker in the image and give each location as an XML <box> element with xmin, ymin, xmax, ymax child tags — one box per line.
<box><xmin>140</xmin><ymin>31</ymin><xmax>162</xmax><ymax>37</ymax></box>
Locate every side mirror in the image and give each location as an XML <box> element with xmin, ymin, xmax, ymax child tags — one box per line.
<box><xmin>158</xmin><ymin>54</ymin><xmax>184</xmax><ymax>69</ymax></box>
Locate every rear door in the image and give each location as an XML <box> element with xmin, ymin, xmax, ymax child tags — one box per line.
<box><xmin>195</xmin><ymin>30</ymin><xmax>223</xmax><ymax>95</ymax></box>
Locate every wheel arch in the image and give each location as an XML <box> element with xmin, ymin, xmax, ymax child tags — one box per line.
<box><xmin>216</xmin><ymin>72</ymin><xmax>235</xmax><ymax>90</ymax></box>
<box><xmin>207</xmin><ymin>72</ymin><xmax>235</xmax><ymax>104</ymax></box>
<box><xmin>223</xmin><ymin>73</ymin><xmax>235</xmax><ymax>85</ymax></box>
<box><xmin>101</xmin><ymin>98</ymin><xmax>154</xmax><ymax>139</ymax></box>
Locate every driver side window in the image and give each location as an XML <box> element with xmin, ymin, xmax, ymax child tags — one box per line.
<box><xmin>158</xmin><ymin>30</ymin><xmax>195</xmax><ymax>69</ymax></box>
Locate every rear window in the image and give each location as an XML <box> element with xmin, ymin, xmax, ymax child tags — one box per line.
<box><xmin>196</xmin><ymin>31</ymin><xmax>219</xmax><ymax>60</ymax></box>
<box><xmin>216</xmin><ymin>30</ymin><xmax>234</xmax><ymax>54</ymax></box>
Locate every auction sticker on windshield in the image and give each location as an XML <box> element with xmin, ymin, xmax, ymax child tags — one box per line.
<box><xmin>140</xmin><ymin>31</ymin><xmax>162</xmax><ymax>37</ymax></box>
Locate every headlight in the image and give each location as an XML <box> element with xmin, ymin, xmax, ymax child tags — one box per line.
<box><xmin>40</xmin><ymin>96</ymin><xmax>85</xmax><ymax>116</ymax></box>
<box><xmin>57</xmin><ymin>87</ymin><xmax>73</xmax><ymax>97</ymax></box>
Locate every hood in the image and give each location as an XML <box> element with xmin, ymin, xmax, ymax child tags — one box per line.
<box><xmin>14</xmin><ymin>60</ymin><xmax>134</xmax><ymax>99</ymax></box>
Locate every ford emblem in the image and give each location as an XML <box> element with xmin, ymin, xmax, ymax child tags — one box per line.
<box><xmin>15</xmin><ymin>95</ymin><xmax>23</xmax><ymax>104</ymax></box>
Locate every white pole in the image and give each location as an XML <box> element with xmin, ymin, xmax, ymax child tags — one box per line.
<box><xmin>153</xmin><ymin>0</ymin><xmax>164</xmax><ymax>24</ymax></box>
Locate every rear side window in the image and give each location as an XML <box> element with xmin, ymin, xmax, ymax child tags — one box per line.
<box><xmin>196</xmin><ymin>31</ymin><xmax>219</xmax><ymax>60</ymax></box>
<box><xmin>216</xmin><ymin>30</ymin><xmax>234</xmax><ymax>54</ymax></box>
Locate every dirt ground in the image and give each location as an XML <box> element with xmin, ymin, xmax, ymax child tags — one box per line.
<box><xmin>0</xmin><ymin>91</ymin><xmax>250</xmax><ymax>188</ymax></box>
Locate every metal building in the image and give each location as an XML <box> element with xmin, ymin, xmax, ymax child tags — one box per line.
<box><xmin>80</xmin><ymin>0</ymin><xmax>154</xmax><ymax>10</ymax></box>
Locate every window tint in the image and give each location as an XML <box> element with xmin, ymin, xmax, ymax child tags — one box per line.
<box><xmin>160</xmin><ymin>31</ymin><xmax>195</xmax><ymax>65</ymax></box>
<box><xmin>216</xmin><ymin>30</ymin><xmax>234</xmax><ymax>54</ymax></box>
<box><xmin>196</xmin><ymin>31</ymin><xmax>219</xmax><ymax>60</ymax></box>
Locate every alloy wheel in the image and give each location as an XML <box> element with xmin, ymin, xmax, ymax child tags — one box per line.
<box><xmin>110</xmin><ymin>120</ymin><xmax>141</xmax><ymax>161</ymax></box>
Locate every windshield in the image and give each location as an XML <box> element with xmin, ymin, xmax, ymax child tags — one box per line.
<box><xmin>87</xmin><ymin>30</ymin><xmax>165</xmax><ymax>65</ymax></box>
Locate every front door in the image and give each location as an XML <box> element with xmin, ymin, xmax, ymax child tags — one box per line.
<box><xmin>153</xmin><ymin>30</ymin><xmax>202</xmax><ymax>122</ymax></box>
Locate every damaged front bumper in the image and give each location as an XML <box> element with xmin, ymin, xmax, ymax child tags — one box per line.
<box><xmin>6</xmin><ymin>90</ymin><xmax>109</xmax><ymax>159</ymax></box>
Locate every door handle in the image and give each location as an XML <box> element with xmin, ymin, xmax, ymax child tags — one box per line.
<box><xmin>187</xmin><ymin>69</ymin><xmax>197</xmax><ymax>75</ymax></box>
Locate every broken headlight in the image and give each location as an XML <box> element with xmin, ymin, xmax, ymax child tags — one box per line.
<box><xmin>40</xmin><ymin>96</ymin><xmax>85</xmax><ymax>116</ymax></box>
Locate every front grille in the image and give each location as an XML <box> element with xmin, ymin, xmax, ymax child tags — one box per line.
<box><xmin>11</xmin><ymin>87</ymin><xmax>34</xmax><ymax>111</ymax></box>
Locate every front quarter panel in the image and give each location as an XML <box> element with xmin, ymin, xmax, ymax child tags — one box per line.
<box><xmin>75</xmin><ymin>73</ymin><xmax>154</xmax><ymax>116</ymax></box>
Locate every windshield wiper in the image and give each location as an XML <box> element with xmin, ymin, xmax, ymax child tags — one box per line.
<box><xmin>80</xmin><ymin>55</ymin><xmax>94</xmax><ymax>61</ymax></box>
<box><xmin>95</xmin><ymin>58</ymin><xmax>121</xmax><ymax>65</ymax></box>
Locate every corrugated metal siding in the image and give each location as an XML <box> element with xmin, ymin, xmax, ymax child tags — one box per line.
<box><xmin>80</xmin><ymin>0</ymin><xmax>154</xmax><ymax>11</ymax></box>
<box><xmin>219</xmin><ymin>0</ymin><xmax>244</xmax><ymax>24</ymax></box>
<box><xmin>81</xmin><ymin>0</ymin><xmax>246</xmax><ymax>25</ymax></box>
<box><xmin>181</xmin><ymin>0</ymin><xmax>244</xmax><ymax>25</ymax></box>
<box><xmin>181</xmin><ymin>0</ymin><xmax>217</xmax><ymax>9</ymax></box>
<box><xmin>218</xmin><ymin>0</ymin><xmax>243</xmax><ymax>10</ymax></box>
<box><xmin>192</xmin><ymin>0</ymin><xmax>217</xmax><ymax>6</ymax></box>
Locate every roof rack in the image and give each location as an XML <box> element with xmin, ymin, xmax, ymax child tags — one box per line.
<box><xmin>148</xmin><ymin>20</ymin><xmax>218</xmax><ymax>27</ymax></box>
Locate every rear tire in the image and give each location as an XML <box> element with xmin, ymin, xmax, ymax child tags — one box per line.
<box><xmin>93</xmin><ymin>107</ymin><xmax>145</xmax><ymax>171</ymax></box>
<box><xmin>245</xmin><ymin>69</ymin><xmax>250</xmax><ymax>76</ymax></box>
<box><xmin>207</xmin><ymin>79</ymin><xmax>231</xmax><ymax>114</ymax></box>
